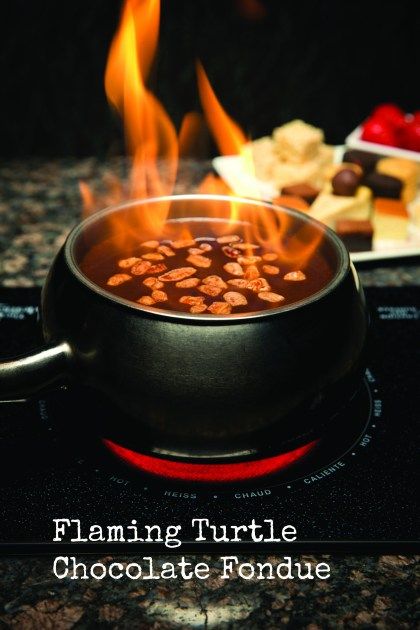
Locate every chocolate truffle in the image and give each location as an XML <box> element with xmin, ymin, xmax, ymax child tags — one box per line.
<box><xmin>364</xmin><ymin>172</ymin><xmax>403</xmax><ymax>199</ymax></box>
<box><xmin>335</xmin><ymin>219</ymin><xmax>373</xmax><ymax>252</ymax></box>
<box><xmin>281</xmin><ymin>183</ymin><xmax>320</xmax><ymax>204</ymax></box>
<box><xmin>332</xmin><ymin>168</ymin><xmax>361</xmax><ymax>196</ymax></box>
<box><xmin>342</xmin><ymin>149</ymin><xmax>381</xmax><ymax>174</ymax></box>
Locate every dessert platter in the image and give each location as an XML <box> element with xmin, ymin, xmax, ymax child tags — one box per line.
<box><xmin>346</xmin><ymin>103</ymin><xmax>420</xmax><ymax>162</ymax></box>
<box><xmin>213</xmin><ymin>114</ymin><xmax>420</xmax><ymax>261</ymax></box>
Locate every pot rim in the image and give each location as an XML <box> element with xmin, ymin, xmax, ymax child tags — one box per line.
<box><xmin>64</xmin><ymin>194</ymin><xmax>350</xmax><ymax>322</ymax></box>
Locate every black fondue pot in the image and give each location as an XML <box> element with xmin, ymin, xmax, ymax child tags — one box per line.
<box><xmin>0</xmin><ymin>195</ymin><xmax>368</xmax><ymax>459</ymax></box>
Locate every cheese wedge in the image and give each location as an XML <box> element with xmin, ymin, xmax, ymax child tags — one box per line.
<box><xmin>309</xmin><ymin>185</ymin><xmax>372</xmax><ymax>228</ymax></box>
<box><xmin>373</xmin><ymin>198</ymin><xmax>408</xmax><ymax>241</ymax></box>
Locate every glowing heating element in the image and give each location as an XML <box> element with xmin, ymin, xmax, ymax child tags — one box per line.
<box><xmin>102</xmin><ymin>439</ymin><xmax>318</xmax><ymax>482</ymax></box>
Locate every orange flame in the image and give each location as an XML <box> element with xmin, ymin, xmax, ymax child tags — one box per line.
<box><xmin>104</xmin><ymin>0</ymin><xmax>177</xmax><ymax>233</ymax></box>
<box><xmin>79</xmin><ymin>181</ymin><xmax>95</xmax><ymax>215</ymax></box>
<box><xmin>197</xmin><ymin>174</ymin><xmax>233</xmax><ymax>196</ymax></box>
<box><xmin>178</xmin><ymin>112</ymin><xmax>208</xmax><ymax>158</ymax></box>
<box><xmin>196</xmin><ymin>60</ymin><xmax>247</xmax><ymax>157</ymax></box>
<box><xmin>235</xmin><ymin>0</ymin><xmax>267</xmax><ymax>20</ymax></box>
<box><xmin>194</xmin><ymin>60</ymin><xmax>323</xmax><ymax>264</ymax></box>
<box><xmin>79</xmin><ymin>0</ymin><xmax>324</xmax><ymax>271</ymax></box>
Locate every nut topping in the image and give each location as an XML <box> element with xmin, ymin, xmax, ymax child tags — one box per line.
<box><xmin>247</xmin><ymin>277</ymin><xmax>271</xmax><ymax>292</ymax></box>
<box><xmin>223</xmin><ymin>262</ymin><xmax>244</xmax><ymax>276</ymax></box>
<box><xmin>172</xmin><ymin>238</ymin><xmax>196</xmax><ymax>249</ymax></box>
<box><xmin>137</xmin><ymin>295</ymin><xmax>156</xmax><ymax>305</ymax></box>
<box><xmin>179</xmin><ymin>295</ymin><xmax>205</xmax><ymax>305</ymax></box>
<box><xmin>258</xmin><ymin>292</ymin><xmax>285</xmax><ymax>303</ymax></box>
<box><xmin>262</xmin><ymin>252</ymin><xmax>278</xmax><ymax>261</ymax></box>
<box><xmin>151</xmin><ymin>290</ymin><xmax>168</xmax><ymax>302</ymax></box>
<box><xmin>130</xmin><ymin>260</ymin><xmax>152</xmax><ymax>276</ymax></box>
<box><xmin>143</xmin><ymin>277</ymin><xmax>164</xmax><ymax>289</ymax></box>
<box><xmin>234</xmin><ymin>243</ymin><xmax>259</xmax><ymax>251</ymax></box>
<box><xmin>199</xmin><ymin>284</ymin><xmax>223</xmax><ymax>297</ymax></box>
<box><xmin>188</xmin><ymin>247</ymin><xmax>206</xmax><ymax>255</ymax></box>
<box><xmin>142</xmin><ymin>252</ymin><xmax>165</xmax><ymax>261</ymax></box>
<box><xmin>223</xmin><ymin>291</ymin><xmax>248</xmax><ymax>306</ymax></box>
<box><xmin>222</xmin><ymin>246</ymin><xmax>240</xmax><ymax>258</ymax></box>
<box><xmin>107</xmin><ymin>273</ymin><xmax>132</xmax><ymax>286</ymax></box>
<box><xmin>118</xmin><ymin>257</ymin><xmax>141</xmax><ymax>268</ymax></box>
<box><xmin>217</xmin><ymin>235</ymin><xmax>241</xmax><ymax>244</ymax></box>
<box><xmin>202</xmin><ymin>275</ymin><xmax>228</xmax><ymax>289</ymax></box>
<box><xmin>237</xmin><ymin>255</ymin><xmax>262</xmax><ymax>265</ymax></box>
<box><xmin>157</xmin><ymin>245</ymin><xmax>175</xmax><ymax>257</ymax></box>
<box><xmin>263</xmin><ymin>265</ymin><xmax>280</xmax><ymax>275</ymax></box>
<box><xmin>244</xmin><ymin>265</ymin><xmax>259</xmax><ymax>280</ymax></box>
<box><xmin>199</xmin><ymin>243</ymin><xmax>213</xmax><ymax>252</ymax></box>
<box><xmin>284</xmin><ymin>271</ymin><xmax>307</xmax><ymax>281</ymax></box>
<box><xmin>186</xmin><ymin>254</ymin><xmax>212</xmax><ymax>268</ymax></box>
<box><xmin>175</xmin><ymin>277</ymin><xmax>201</xmax><ymax>288</ymax></box>
<box><xmin>96</xmin><ymin>226</ymin><xmax>325</xmax><ymax>316</ymax></box>
<box><xmin>158</xmin><ymin>267</ymin><xmax>197</xmax><ymax>282</ymax></box>
<box><xmin>190</xmin><ymin>304</ymin><xmax>208</xmax><ymax>313</ymax></box>
<box><xmin>148</xmin><ymin>263</ymin><xmax>167</xmax><ymax>274</ymax></box>
<box><xmin>227</xmin><ymin>278</ymin><xmax>249</xmax><ymax>289</ymax></box>
<box><xmin>208</xmin><ymin>301</ymin><xmax>232</xmax><ymax>314</ymax></box>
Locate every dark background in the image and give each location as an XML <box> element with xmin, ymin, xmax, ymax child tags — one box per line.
<box><xmin>0</xmin><ymin>0</ymin><xmax>418</xmax><ymax>158</ymax></box>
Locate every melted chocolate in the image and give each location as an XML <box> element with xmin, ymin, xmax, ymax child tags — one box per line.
<box><xmin>79</xmin><ymin>222</ymin><xmax>335</xmax><ymax>315</ymax></box>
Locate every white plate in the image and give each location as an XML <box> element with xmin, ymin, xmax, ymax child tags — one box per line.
<box><xmin>212</xmin><ymin>155</ymin><xmax>278</xmax><ymax>201</ymax></box>
<box><xmin>345</xmin><ymin>125</ymin><xmax>420</xmax><ymax>163</ymax></box>
<box><xmin>212</xmin><ymin>148</ymin><xmax>420</xmax><ymax>262</ymax></box>
<box><xmin>212</xmin><ymin>147</ymin><xmax>345</xmax><ymax>202</ymax></box>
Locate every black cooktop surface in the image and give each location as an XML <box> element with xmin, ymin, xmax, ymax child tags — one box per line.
<box><xmin>0</xmin><ymin>286</ymin><xmax>418</xmax><ymax>553</ymax></box>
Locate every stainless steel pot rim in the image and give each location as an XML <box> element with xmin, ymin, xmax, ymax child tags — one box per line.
<box><xmin>65</xmin><ymin>194</ymin><xmax>350</xmax><ymax>322</ymax></box>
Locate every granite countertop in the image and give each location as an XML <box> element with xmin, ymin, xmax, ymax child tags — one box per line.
<box><xmin>0</xmin><ymin>158</ymin><xmax>418</xmax><ymax>628</ymax></box>
<box><xmin>1</xmin><ymin>158</ymin><xmax>420</xmax><ymax>288</ymax></box>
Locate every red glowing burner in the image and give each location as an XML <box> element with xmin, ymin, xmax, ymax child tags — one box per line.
<box><xmin>102</xmin><ymin>438</ymin><xmax>318</xmax><ymax>482</ymax></box>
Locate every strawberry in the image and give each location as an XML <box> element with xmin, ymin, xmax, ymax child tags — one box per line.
<box><xmin>399</xmin><ymin>119</ymin><xmax>420</xmax><ymax>152</ymax></box>
<box><xmin>371</xmin><ymin>103</ymin><xmax>406</xmax><ymax>130</ymax></box>
<box><xmin>361</xmin><ymin>117</ymin><xmax>397</xmax><ymax>146</ymax></box>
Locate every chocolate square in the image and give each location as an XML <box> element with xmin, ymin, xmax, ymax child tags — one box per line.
<box><xmin>342</xmin><ymin>149</ymin><xmax>381</xmax><ymax>174</ymax></box>
<box><xmin>364</xmin><ymin>172</ymin><xmax>402</xmax><ymax>199</ymax></box>
<box><xmin>335</xmin><ymin>219</ymin><xmax>373</xmax><ymax>253</ymax></box>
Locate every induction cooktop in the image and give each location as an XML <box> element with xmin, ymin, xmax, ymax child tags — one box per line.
<box><xmin>0</xmin><ymin>286</ymin><xmax>418</xmax><ymax>553</ymax></box>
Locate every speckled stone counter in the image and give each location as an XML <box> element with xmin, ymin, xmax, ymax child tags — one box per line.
<box><xmin>0</xmin><ymin>159</ymin><xmax>419</xmax><ymax>629</ymax></box>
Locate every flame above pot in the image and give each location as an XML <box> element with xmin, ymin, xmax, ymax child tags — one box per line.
<box><xmin>80</xmin><ymin>0</ymin><xmax>324</xmax><ymax>270</ymax></box>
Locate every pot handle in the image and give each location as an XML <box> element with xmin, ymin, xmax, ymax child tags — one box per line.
<box><xmin>0</xmin><ymin>341</ymin><xmax>72</xmax><ymax>399</ymax></box>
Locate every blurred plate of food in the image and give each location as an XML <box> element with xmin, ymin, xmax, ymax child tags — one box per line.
<box><xmin>346</xmin><ymin>103</ymin><xmax>420</xmax><ymax>163</ymax></box>
<box><xmin>346</xmin><ymin>126</ymin><xmax>420</xmax><ymax>163</ymax></box>
<box><xmin>213</xmin><ymin>119</ymin><xmax>420</xmax><ymax>261</ymax></box>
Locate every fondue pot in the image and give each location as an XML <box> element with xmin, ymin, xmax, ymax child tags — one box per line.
<box><xmin>0</xmin><ymin>195</ymin><xmax>368</xmax><ymax>459</ymax></box>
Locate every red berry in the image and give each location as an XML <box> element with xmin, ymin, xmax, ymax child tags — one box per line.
<box><xmin>361</xmin><ymin>117</ymin><xmax>397</xmax><ymax>146</ymax></box>
<box><xmin>372</xmin><ymin>103</ymin><xmax>406</xmax><ymax>129</ymax></box>
<box><xmin>399</xmin><ymin>119</ymin><xmax>420</xmax><ymax>152</ymax></box>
